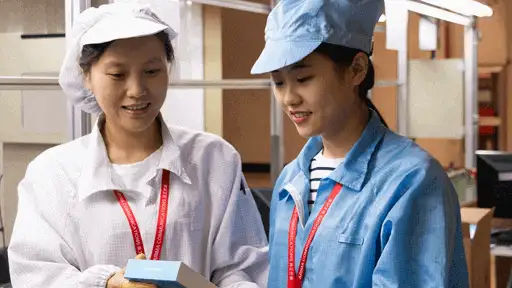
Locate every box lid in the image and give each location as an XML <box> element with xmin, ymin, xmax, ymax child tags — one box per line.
<box><xmin>461</xmin><ymin>207</ymin><xmax>493</xmax><ymax>225</ymax></box>
<box><xmin>124</xmin><ymin>260</ymin><xmax>217</xmax><ymax>288</ymax></box>
<box><xmin>124</xmin><ymin>260</ymin><xmax>181</xmax><ymax>282</ymax></box>
<box><xmin>460</xmin><ymin>207</ymin><xmax>493</xmax><ymax>242</ymax></box>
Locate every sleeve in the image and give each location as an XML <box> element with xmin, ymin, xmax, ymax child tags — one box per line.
<box><xmin>371</xmin><ymin>163</ymin><xmax>469</xmax><ymax>288</ymax></box>
<box><xmin>209</xmin><ymin>151</ymin><xmax>269</xmax><ymax>288</ymax></box>
<box><xmin>8</xmin><ymin>160</ymin><xmax>123</xmax><ymax>288</ymax></box>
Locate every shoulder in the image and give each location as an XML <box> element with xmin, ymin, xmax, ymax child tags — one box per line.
<box><xmin>26</xmin><ymin>134</ymin><xmax>92</xmax><ymax>176</ymax></box>
<box><xmin>168</xmin><ymin>126</ymin><xmax>245</xmax><ymax>196</ymax></box>
<box><xmin>19</xmin><ymin>135</ymin><xmax>93</xmax><ymax>212</ymax></box>
<box><xmin>380</xmin><ymin>131</ymin><xmax>443</xmax><ymax>171</ymax></box>
<box><xmin>375</xmin><ymin>134</ymin><xmax>460</xmax><ymax>226</ymax></box>
<box><xmin>375</xmin><ymin>131</ymin><xmax>450</xmax><ymax>193</ymax></box>
<box><xmin>169</xmin><ymin>125</ymin><xmax>240</xmax><ymax>163</ymax></box>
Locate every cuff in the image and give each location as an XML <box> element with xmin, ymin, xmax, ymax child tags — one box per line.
<box><xmin>79</xmin><ymin>265</ymin><xmax>122</xmax><ymax>288</ymax></box>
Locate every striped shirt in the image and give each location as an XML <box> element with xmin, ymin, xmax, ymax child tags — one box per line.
<box><xmin>309</xmin><ymin>150</ymin><xmax>344</xmax><ymax>212</ymax></box>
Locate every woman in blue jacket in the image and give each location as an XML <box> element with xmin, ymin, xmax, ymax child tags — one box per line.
<box><xmin>251</xmin><ymin>0</ymin><xmax>469</xmax><ymax>287</ymax></box>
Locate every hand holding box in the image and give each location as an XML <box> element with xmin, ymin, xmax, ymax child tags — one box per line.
<box><xmin>124</xmin><ymin>260</ymin><xmax>217</xmax><ymax>288</ymax></box>
<box><xmin>107</xmin><ymin>254</ymin><xmax>157</xmax><ymax>288</ymax></box>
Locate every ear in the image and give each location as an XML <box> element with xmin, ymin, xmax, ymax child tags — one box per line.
<box><xmin>83</xmin><ymin>70</ymin><xmax>93</xmax><ymax>91</ymax></box>
<box><xmin>350</xmin><ymin>52</ymin><xmax>369</xmax><ymax>86</ymax></box>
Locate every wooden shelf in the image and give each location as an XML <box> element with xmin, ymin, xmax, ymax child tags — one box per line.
<box><xmin>478</xmin><ymin>65</ymin><xmax>504</xmax><ymax>79</ymax></box>
<box><xmin>479</xmin><ymin>116</ymin><xmax>502</xmax><ymax>127</ymax></box>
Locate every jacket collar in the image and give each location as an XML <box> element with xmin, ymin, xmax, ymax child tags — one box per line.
<box><xmin>280</xmin><ymin>109</ymin><xmax>387</xmax><ymax>199</ymax></box>
<box><xmin>77</xmin><ymin>113</ymin><xmax>191</xmax><ymax>201</ymax></box>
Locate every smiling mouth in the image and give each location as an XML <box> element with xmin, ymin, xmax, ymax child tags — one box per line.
<box><xmin>122</xmin><ymin>103</ymin><xmax>151</xmax><ymax>111</ymax></box>
<box><xmin>290</xmin><ymin>111</ymin><xmax>312</xmax><ymax>124</ymax></box>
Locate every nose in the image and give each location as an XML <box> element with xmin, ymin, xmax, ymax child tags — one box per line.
<box><xmin>281</xmin><ymin>85</ymin><xmax>302</xmax><ymax>107</ymax></box>
<box><xmin>126</xmin><ymin>75</ymin><xmax>148</xmax><ymax>99</ymax></box>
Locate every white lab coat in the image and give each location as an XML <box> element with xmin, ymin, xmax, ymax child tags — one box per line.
<box><xmin>8</xmin><ymin>115</ymin><xmax>269</xmax><ymax>288</ymax></box>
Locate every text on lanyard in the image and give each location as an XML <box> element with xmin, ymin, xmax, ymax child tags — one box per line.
<box><xmin>113</xmin><ymin>169</ymin><xmax>171</xmax><ymax>260</ymax></box>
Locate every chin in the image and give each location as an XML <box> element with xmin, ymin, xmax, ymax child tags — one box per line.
<box><xmin>295</xmin><ymin>125</ymin><xmax>320</xmax><ymax>139</ymax></box>
<box><xmin>122</xmin><ymin>114</ymin><xmax>159</xmax><ymax>133</ymax></box>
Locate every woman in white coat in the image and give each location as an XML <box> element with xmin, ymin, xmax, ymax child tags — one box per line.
<box><xmin>7</xmin><ymin>2</ymin><xmax>268</xmax><ymax>288</ymax></box>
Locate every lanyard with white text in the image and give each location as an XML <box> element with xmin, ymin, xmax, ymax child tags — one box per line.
<box><xmin>113</xmin><ymin>169</ymin><xmax>170</xmax><ymax>260</ymax></box>
<box><xmin>287</xmin><ymin>182</ymin><xmax>342</xmax><ymax>288</ymax></box>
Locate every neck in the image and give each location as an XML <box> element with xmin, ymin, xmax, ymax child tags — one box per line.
<box><xmin>322</xmin><ymin>107</ymin><xmax>369</xmax><ymax>159</ymax></box>
<box><xmin>102</xmin><ymin>117</ymin><xmax>163</xmax><ymax>164</ymax></box>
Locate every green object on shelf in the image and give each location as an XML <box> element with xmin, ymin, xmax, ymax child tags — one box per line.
<box><xmin>449</xmin><ymin>170</ymin><xmax>476</xmax><ymax>204</ymax></box>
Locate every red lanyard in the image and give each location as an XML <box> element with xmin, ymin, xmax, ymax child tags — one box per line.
<box><xmin>287</xmin><ymin>183</ymin><xmax>342</xmax><ymax>288</ymax></box>
<box><xmin>113</xmin><ymin>169</ymin><xmax>170</xmax><ymax>260</ymax></box>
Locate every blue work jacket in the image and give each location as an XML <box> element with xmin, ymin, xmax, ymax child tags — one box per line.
<box><xmin>268</xmin><ymin>110</ymin><xmax>469</xmax><ymax>288</ymax></box>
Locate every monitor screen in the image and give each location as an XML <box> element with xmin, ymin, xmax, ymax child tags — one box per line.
<box><xmin>476</xmin><ymin>150</ymin><xmax>512</xmax><ymax>219</ymax></box>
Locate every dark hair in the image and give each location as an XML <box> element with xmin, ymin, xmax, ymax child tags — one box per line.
<box><xmin>79</xmin><ymin>31</ymin><xmax>175</xmax><ymax>74</ymax></box>
<box><xmin>314</xmin><ymin>42</ymin><xmax>389</xmax><ymax>128</ymax></box>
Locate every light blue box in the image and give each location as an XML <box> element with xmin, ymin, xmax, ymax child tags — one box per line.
<box><xmin>124</xmin><ymin>260</ymin><xmax>216</xmax><ymax>288</ymax></box>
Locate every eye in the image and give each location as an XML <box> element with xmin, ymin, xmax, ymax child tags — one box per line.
<box><xmin>272</xmin><ymin>81</ymin><xmax>284</xmax><ymax>87</ymax></box>
<box><xmin>297</xmin><ymin>76</ymin><xmax>313</xmax><ymax>83</ymax></box>
<box><xmin>107</xmin><ymin>73</ymin><xmax>124</xmax><ymax>79</ymax></box>
<box><xmin>145</xmin><ymin>69</ymin><xmax>161</xmax><ymax>76</ymax></box>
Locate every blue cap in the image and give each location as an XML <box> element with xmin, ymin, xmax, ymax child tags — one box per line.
<box><xmin>251</xmin><ymin>0</ymin><xmax>384</xmax><ymax>74</ymax></box>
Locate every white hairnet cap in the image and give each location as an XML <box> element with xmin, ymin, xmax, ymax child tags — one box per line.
<box><xmin>58</xmin><ymin>1</ymin><xmax>178</xmax><ymax>114</ymax></box>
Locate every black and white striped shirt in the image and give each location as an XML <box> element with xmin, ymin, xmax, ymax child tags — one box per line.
<box><xmin>309</xmin><ymin>150</ymin><xmax>344</xmax><ymax>212</ymax></box>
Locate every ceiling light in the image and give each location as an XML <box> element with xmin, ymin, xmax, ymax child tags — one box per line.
<box><xmin>407</xmin><ymin>1</ymin><xmax>471</xmax><ymax>25</ymax></box>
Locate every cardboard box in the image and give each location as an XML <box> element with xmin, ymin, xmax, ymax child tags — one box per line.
<box><xmin>461</xmin><ymin>207</ymin><xmax>494</xmax><ymax>288</ymax></box>
<box><xmin>124</xmin><ymin>260</ymin><xmax>217</xmax><ymax>288</ymax></box>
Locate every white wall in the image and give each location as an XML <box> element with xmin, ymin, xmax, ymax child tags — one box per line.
<box><xmin>0</xmin><ymin>34</ymin><xmax>67</xmax><ymax>144</ymax></box>
<box><xmin>0</xmin><ymin>0</ymin><xmax>64</xmax><ymax>34</ymax></box>
<box><xmin>0</xmin><ymin>33</ymin><xmax>66</xmax><ymax>246</ymax></box>
<box><xmin>0</xmin><ymin>0</ymin><xmax>65</xmax><ymax>248</ymax></box>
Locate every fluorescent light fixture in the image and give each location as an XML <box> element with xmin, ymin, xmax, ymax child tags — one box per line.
<box><xmin>187</xmin><ymin>0</ymin><xmax>271</xmax><ymax>14</ymax></box>
<box><xmin>470</xmin><ymin>1</ymin><xmax>493</xmax><ymax>17</ymax></box>
<box><xmin>419</xmin><ymin>0</ymin><xmax>493</xmax><ymax>17</ymax></box>
<box><xmin>407</xmin><ymin>1</ymin><xmax>471</xmax><ymax>25</ymax></box>
<box><xmin>379</xmin><ymin>14</ymin><xmax>386</xmax><ymax>22</ymax></box>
